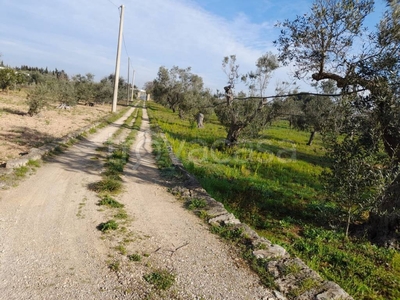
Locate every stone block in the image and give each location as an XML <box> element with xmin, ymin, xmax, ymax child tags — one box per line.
<box><xmin>253</xmin><ymin>244</ymin><xmax>288</xmax><ymax>260</ymax></box>
<box><xmin>315</xmin><ymin>281</ymin><xmax>353</xmax><ymax>300</ymax></box>
<box><xmin>209</xmin><ymin>213</ymin><xmax>241</xmax><ymax>226</ymax></box>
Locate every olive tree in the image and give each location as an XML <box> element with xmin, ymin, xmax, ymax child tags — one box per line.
<box><xmin>215</xmin><ymin>53</ymin><xmax>279</xmax><ymax>145</ymax></box>
<box><xmin>152</xmin><ymin>66</ymin><xmax>212</xmax><ymax>123</ymax></box>
<box><xmin>290</xmin><ymin>82</ymin><xmax>337</xmax><ymax>145</ymax></box>
<box><xmin>72</xmin><ymin>73</ymin><xmax>95</xmax><ymax>104</ymax></box>
<box><xmin>27</xmin><ymin>83</ymin><xmax>53</xmax><ymax>116</ymax></box>
<box><xmin>0</xmin><ymin>68</ymin><xmax>16</xmax><ymax>92</ymax></box>
<box><xmin>94</xmin><ymin>77</ymin><xmax>113</xmax><ymax>104</ymax></box>
<box><xmin>275</xmin><ymin>0</ymin><xmax>400</xmax><ymax>245</ymax></box>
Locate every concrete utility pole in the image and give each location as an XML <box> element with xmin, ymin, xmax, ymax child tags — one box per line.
<box><xmin>127</xmin><ymin>57</ymin><xmax>130</xmax><ymax>106</ymax></box>
<box><xmin>112</xmin><ymin>5</ymin><xmax>125</xmax><ymax>113</ymax></box>
<box><xmin>131</xmin><ymin>69</ymin><xmax>135</xmax><ymax>102</ymax></box>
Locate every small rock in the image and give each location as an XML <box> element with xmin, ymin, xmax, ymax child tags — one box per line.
<box><xmin>316</xmin><ymin>281</ymin><xmax>354</xmax><ymax>300</ymax></box>
<box><xmin>208</xmin><ymin>213</ymin><xmax>241</xmax><ymax>226</ymax></box>
<box><xmin>273</xmin><ymin>290</ymin><xmax>288</xmax><ymax>300</ymax></box>
<box><xmin>253</xmin><ymin>244</ymin><xmax>287</xmax><ymax>259</ymax></box>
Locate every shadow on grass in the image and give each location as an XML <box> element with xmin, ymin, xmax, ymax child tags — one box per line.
<box><xmin>160</xmin><ymin>126</ymin><xmax>329</xmax><ymax>168</ymax></box>
<box><xmin>1</xmin><ymin>107</ymin><xmax>27</xmax><ymax>116</ymax></box>
<box><xmin>254</xmin><ymin>143</ymin><xmax>330</xmax><ymax>168</ymax></box>
<box><xmin>0</xmin><ymin>126</ymin><xmax>58</xmax><ymax>149</ymax></box>
<box><xmin>184</xmin><ymin>161</ymin><xmax>338</xmax><ymax>231</ymax></box>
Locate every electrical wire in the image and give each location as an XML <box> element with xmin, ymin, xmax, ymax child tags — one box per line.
<box><xmin>106</xmin><ymin>0</ymin><xmax>119</xmax><ymax>8</ymax></box>
<box><xmin>122</xmin><ymin>34</ymin><xmax>130</xmax><ymax>58</ymax></box>
<box><xmin>106</xmin><ymin>1</ymin><xmax>134</xmax><ymax>75</ymax></box>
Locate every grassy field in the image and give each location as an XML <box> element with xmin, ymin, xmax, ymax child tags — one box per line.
<box><xmin>147</xmin><ymin>101</ymin><xmax>400</xmax><ymax>300</ymax></box>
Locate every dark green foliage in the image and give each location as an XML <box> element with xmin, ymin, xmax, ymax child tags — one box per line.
<box><xmin>98</xmin><ymin>219</ymin><xmax>118</xmax><ymax>232</ymax></box>
<box><xmin>152</xmin><ymin>66</ymin><xmax>213</xmax><ymax>122</ymax></box>
<box><xmin>0</xmin><ymin>68</ymin><xmax>17</xmax><ymax>91</ymax></box>
<box><xmin>322</xmin><ymin>132</ymin><xmax>395</xmax><ymax>237</ymax></box>
<box><xmin>275</xmin><ymin>0</ymin><xmax>400</xmax><ymax>245</ymax></box>
<box><xmin>72</xmin><ymin>73</ymin><xmax>95</xmax><ymax>104</ymax></box>
<box><xmin>51</xmin><ymin>79</ymin><xmax>76</xmax><ymax>106</ymax></box>
<box><xmin>27</xmin><ymin>83</ymin><xmax>52</xmax><ymax>116</ymax></box>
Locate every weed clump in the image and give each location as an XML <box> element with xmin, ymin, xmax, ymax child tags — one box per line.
<box><xmin>128</xmin><ymin>254</ymin><xmax>142</xmax><ymax>262</ymax></box>
<box><xmin>143</xmin><ymin>269</ymin><xmax>175</xmax><ymax>290</ymax></box>
<box><xmin>98</xmin><ymin>195</ymin><xmax>124</xmax><ymax>208</ymax></box>
<box><xmin>98</xmin><ymin>220</ymin><xmax>118</xmax><ymax>232</ymax></box>
<box><xmin>92</xmin><ymin>178</ymin><xmax>122</xmax><ymax>194</ymax></box>
<box><xmin>14</xmin><ymin>166</ymin><xmax>29</xmax><ymax>177</ymax></box>
<box><xmin>108</xmin><ymin>260</ymin><xmax>120</xmax><ymax>272</ymax></box>
<box><xmin>186</xmin><ymin>198</ymin><xmax>207</xmax><ymax>210</ymax></box>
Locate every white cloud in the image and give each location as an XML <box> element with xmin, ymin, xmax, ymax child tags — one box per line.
<box><xmin>0</xmin><ymin>0</ymin><xmax>300</xmax><ymax>93</ymax></box>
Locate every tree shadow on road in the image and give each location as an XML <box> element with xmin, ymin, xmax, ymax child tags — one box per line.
<box><xmin>0</xmin><ymin>126</ymin><xmax>59</xmax><ymax>158</ymax></box>
<box><xmin>0</xmin><ymin>107</ymin><xmax>27</xmax><ymax>116</ymax></box>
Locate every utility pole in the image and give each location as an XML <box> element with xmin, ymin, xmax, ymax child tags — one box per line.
<box><xmin>112</xmin><ymin>5</ymin><xmax>125</xmax><ymax>113</ymax></box>
<box><xmin>131</xmin><ymin>69</ymin><xmax>135</xmax><ymax>102</ymax></box>
<box><xmin>127</xmin><ymin>57</ymin><xmax>130</xmax><ymax>106</ymax></box>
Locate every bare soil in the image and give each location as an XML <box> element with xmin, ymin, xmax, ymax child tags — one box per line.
<box><xmin>0</xmin><ymin>90</ymin><xmax>112</xmax><ymax>164</ymax></box>
<box><xmin>0</xmin><ymin>104</ymin><xmax>277</xmax><ymax>299</ymax></box>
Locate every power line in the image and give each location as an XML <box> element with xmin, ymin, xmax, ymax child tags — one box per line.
<box><xmin>122</xmin><ymin>33</ymin><xmax>130</xmax><ymax>58</ymax></box>
<box><xmin>230</xmin><ymin>89</ymin><xmax>368</xmax><ymax>101</ymax></box>
<box><xmin>106</xmin><ymin>0</ymin><xmax>119</xmax><ymax>8</ymax></box>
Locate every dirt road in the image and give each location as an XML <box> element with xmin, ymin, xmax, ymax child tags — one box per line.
<box><xmin>0</xmin><ymin>106</ymin><xmax>277</xmax><ymax>299</ymax></box>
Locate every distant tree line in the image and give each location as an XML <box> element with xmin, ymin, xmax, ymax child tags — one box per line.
<box><xmin>149</xmin><ymin>55</ymin><xmax>333</xmax><ymax>147</ymax></box>
<box><xmin>0</xmin><ymin>62</ymin><xmax>133</xmax><ymax>116</ymax></box>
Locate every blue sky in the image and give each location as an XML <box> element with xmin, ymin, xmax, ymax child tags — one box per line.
<box><xmin>0</xmin><ymin>0</ymin><xmax>387</xmax><ymax>94</ymax></box>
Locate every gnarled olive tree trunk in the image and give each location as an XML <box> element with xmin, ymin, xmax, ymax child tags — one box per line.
<box><xmin>197</xmin><ymin>113</ymin><xmax>204</xmax><ymax>128</ymax></box>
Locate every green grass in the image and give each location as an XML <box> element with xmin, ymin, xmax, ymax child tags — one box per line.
<box><xmin>143</xmin><ymin>269</ymin><xmax>175</xmax><ymax>290</ymax></box>
<box><xmin>128</xmin><ymin>253</ymin><xmax>142</xmax><ymax>262</ymax></box>
<box><xmin>98</xmin><ymin>107</ymin><xmax>130</xmax><ymax>129</ymax></box>
<box><xmin>98</xmin><ymin>195</ymin><xmax>124</xmax><ymax>208</ymax></box>
<box><xmin>92</xmin><ymin>104</ymin><xmax>144</xmax><ymax>277</ymax></box>
<box><xmin>115</xmin><ymin>244</ymin><xmax>127</xmax><ymax>255</ymax></box>
<box><xmin>147</xmin><ymin>101</ymin><xmax>400</xmax><ymax>300</ymax></box>
<box><xmin>88</xmin><ymin>127</ymin><xmax>97</xmax><ymax>134</ymax></box>
<box><xmin>114</xmin><ymin>210</ymin><xmax>129</xmax><ymax>219</ymax></box>
<box><xmin>210</xmin><ymin>224</ymin><xmax>243</xmax><ymax>241</ymax></box>
<box><xmin>91</xmin><ymin>178</ymin><xmax>123</xmax><ymax>194</ymax></box>
<box><xmin>26</xmin><ymin>159</ymin><xmax>41</xmax><ymax>168</ymax></box>
<box><xmin>98</xmin><ymin>219</ymin><xmax>119</xmax><ymax>232</ymax></box>
<box><xmin>186</xmin><ymin>198</ymin><xmax>207</xmax><ymax>210</ymax></box>
<box><xmin>14</xmin><ymin>166</ymin><xmax>29</xmax><ymax>177</ymax></box>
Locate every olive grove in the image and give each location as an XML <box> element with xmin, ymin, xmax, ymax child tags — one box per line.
<box><xmin>275</xmin><ymin>0</ymin><xmax>400</xmax><ymax>246</ymax></box>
